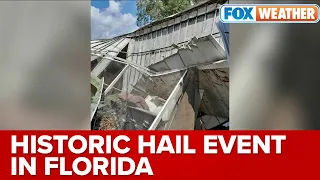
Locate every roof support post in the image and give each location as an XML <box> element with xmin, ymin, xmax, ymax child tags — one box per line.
<box><xmin>148</xmin><ymin>71</ymin><xmax>187</xmax><ymax>130</ymax></box>
<box><xmin>103</xmin><ymin>64</ymin><xmax>129</xmax><ymax>95</ymax></box>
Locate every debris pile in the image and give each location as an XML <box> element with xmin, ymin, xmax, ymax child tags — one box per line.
<box><xmin>99</xmin><ymin>115</ymin><xmax>117</xmax><ymax>130</ymax></box>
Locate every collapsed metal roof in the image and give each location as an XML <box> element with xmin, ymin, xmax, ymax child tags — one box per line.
<box><xmin>91</xmin><ymin>0</ymin><xmax>229</xmax><ymax>130</ymax></box>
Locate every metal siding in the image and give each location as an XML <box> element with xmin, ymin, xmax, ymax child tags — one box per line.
<box><xmin>172</xmin><ymin>48</ymin><xmax>178</xmax><ymax>54</ymax></box>
<box><xmin>162</xmin><ymin>27</ymin><xmax>168</xmax><ymax>48</ymax></box>
<box><xmin>179</xmin><ymin>21</ymin><xmax>187</xmax><ymax>43</ymax></box>
<box><xmin>155</xmin><ymin>50</ymin><xmax>161</xmax><ymax>64</ymax></box>
<box><xmin>130</xmin><ymin>55</ymin><xmax>137</xmax><ymax>87</ymax></box>
<box><xmin>150</xmin><ymin>61</ymin><xmax>170</xmax><ymax>72</ymax></box>
<box><xmin>92</xmin><ymin>38</ymin><xmax>131</xmax><ymax>76</ymax></box>
<box><xmin>156</xmin><ymin>30</ymin><xmax>162</xmax><ymax>50</ymax></box>
<box><xmin>160</xmin><ymin>50</ymin><xmax>166</xmax><ymax>61</ymax></box>
<box><xmin>203</xmin><ymin>12</ymin><xmax>214</xmax><ymax>36</ymax></box>
<box><xmin>190</xmin><ymin>44</ymin><xmax>207</xmax><ymax>63</ymax></box>
<box><xmin>164</xmin><ymin>54</ymin><xmax>184</xmax><ymax>69</ymax></box>
<box><xmin>167</xmin><ymin>25</ymin><xmax>174</xmax><ymax>47</ymax></box>
<box><xmin>186</xmin><ymin>18</ymin><xmax>196</xmax><ymax>40</ymax></box>
<box><xmin>166</xmin><ymin>49</ymin><xmax>171</xmax><ymax>58</ymax></box>
<box><xmin>172</xmin><ymin>24</ymin><xmax>180</xmax><ymax>44</ymax></box>
<box><xmin>198</xmin><ymin>6</ymin><xmax>206</xmax><ymax>15</ymax></box>
<box><xmin>147</xmin><ymin>33</ymin><xmax>152</xmax><ymax>52</ymax></box>
<box><xmin>149</xmin><ymin>34</ymin><xmax>226</xmax><ymax>71</ymax></box>
<box><xmin>151</xmin><ymin>31</ymin><xmax>157</xmax><ymax>51</ymax></box>
<box><xmin>150</xmin><ymin>52</ymin><xmax>156</xmax><ymax>65</ymax></box>
<box><xmin>195</xmin><ymin>15</ymin><xmax>205</xmax><ymax>38</ymax></box>
<box><xmin>145</xmin><ymin>53</ymin><xmax>150</xmax><ymax>67</ymax></box>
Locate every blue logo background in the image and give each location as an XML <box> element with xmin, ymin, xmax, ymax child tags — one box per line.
<box><xmin>224</xmin><ymin>7</ymin><xmax>254</xmax><ymax>20</ymax></box>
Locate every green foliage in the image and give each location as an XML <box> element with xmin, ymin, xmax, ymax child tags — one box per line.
<box><xmin>136</xmin><ymin>0</ymin><xmax>191</xmax><ymax>26</ymax></box>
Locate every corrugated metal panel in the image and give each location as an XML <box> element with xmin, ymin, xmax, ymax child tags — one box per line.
<box><xmin>197</xmin><ymin>59</ymin><xmax>228</xmax><ymax>70</ymax></box>
<box><xmin>91</xmin><ymin>38</ymin><xmax>130</xmax><ymax>76</ymax></box>
<box><xmin>216</xmin><ymin>21</ymin><xmax>229</xmax><ymax>62</ymax></box>
<box><xmin>149</xmin><ymin>34</ymin><xmax>226</xmax><ymax>71</ymax></box>
<box><xmin>126</xmin><ymin>1</ymin><xmax>221</xmax><ymax>68</ymax></box>
<box><xmin>91</xmin><ymin>38</ymin><xmax>121</xmax><ymax>51</ymax></box>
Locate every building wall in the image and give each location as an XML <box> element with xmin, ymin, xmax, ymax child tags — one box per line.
<box><xmin>127</xmin><ymin>1</ymin><xmax>222</xmax><ymax>65</ymax></box>
<box><xmin>123</xmin><ymin>0</ymin><xmax>223</xmax><ymax>93</ymax></box>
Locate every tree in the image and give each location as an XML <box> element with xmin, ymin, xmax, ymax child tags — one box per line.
<box><xmin>136</xmin><ymin>0</ymin><xmax>191</xmax><ymax>26</ymax></box>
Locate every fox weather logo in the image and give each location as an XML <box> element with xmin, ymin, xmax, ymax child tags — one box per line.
<box><xmin>220</xmin><ymin>4</ymin><xmax>320</xmax><ymax>23</ymax></box>
<box><xmin>220</xmin><ymin>5</ymin><xmax>257</xmax><ymax>23</ymax></box>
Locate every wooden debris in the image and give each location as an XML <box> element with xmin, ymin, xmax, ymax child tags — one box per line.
<box><xmin>99</xmin><ymin>115</ymin><xmax>117</xmax><ymax>130</ymax></box>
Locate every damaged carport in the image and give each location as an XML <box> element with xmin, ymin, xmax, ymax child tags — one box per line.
<box><xmin>90</xmin><ymin>34</ymin><xmax>229</xmax><ymax>130</ymax></box>
<box><xmin>90</xmin><ymin>0</ymin><xmax>229</xmax><ymax>130</ymax></box>
<box><xmin>148</xmin><ymin>34</ymin><xmax>229</xmax><ymax>130</ymax></box>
